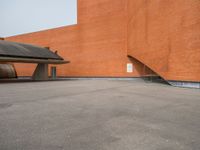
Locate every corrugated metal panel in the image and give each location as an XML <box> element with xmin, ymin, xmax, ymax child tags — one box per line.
<box><xmin>0</xmin><ymin>63</ymin><xmax>17</xmax><ymax>78</ymax></box>
<box><xmin>0</xmin><ymin>41</ymin><xmax>63</xmax><ymax>60</ymax></box>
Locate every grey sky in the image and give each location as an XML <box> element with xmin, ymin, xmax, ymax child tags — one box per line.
<box><xmin>0</xmin><ymin>0</ymin><xmax>77</xmax><ymax>37</ymax></box>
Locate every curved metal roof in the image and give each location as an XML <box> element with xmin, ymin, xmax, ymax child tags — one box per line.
<box><xmin>0</xmin><ymin>40</ymin><xmax>63</xmax><ymax>60</ymax></box>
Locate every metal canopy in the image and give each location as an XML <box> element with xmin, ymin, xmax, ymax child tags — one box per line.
<box><xmin>0</xmin><ymin>40</ymin><xmax>69</xmax><ymax>64</ymax></box>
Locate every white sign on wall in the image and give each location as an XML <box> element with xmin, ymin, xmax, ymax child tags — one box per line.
<box><xmin>127</xmin><ymin>63</ymin><xmax>133</xmax><ymax>73</ymax></box>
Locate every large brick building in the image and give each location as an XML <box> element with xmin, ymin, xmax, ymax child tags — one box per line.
<box><xmin>5</xmin><ymin>0</ymin><xmax>200</xmax><ymax>87</ymax></box>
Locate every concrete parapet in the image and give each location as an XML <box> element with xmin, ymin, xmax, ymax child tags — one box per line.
<box><xmin>168</xmin><ymin>81</ymin><xmax>200</xmax><ymax>89</ymax></box>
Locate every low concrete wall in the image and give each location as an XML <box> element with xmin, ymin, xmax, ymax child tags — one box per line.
<box><xmin>168</xmin><ymin>81</ymin><xmax>200</xmax><ymax>89</ymax></box>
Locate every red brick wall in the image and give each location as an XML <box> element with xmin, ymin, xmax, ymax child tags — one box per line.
<box><xmin>6</xmin><ymin>0</ymin><xmax>149</xmax><ymax>77</ymax></box>
<box><xmin>127</xmin><ymin>0</ymin><xmax>200</xmax><ymax>82</ymax></box>
<box><xmin>6</xmin><ymin>0</ymin><xmax>200</xmax><ymax>82</ymax></box>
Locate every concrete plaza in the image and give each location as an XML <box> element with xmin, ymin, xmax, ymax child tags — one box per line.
<box><xmin>0</xmin><ymin>79</ymin><xmax>199</xmax><ymax>150</ymax></box>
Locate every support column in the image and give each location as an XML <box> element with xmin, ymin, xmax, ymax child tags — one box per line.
<box><xmin>32</xmin><ymin>63</ymin><xmax>48</xmax><ymax>80</ymax></box>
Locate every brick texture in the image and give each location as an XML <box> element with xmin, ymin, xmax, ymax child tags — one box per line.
<box><xmin>127</xmin><ymin>0</ymin><xmax>200</xmax><ymax>82</ymax></box>
<box><xmin>5</xmin><ymin>0</ymin><xmax>200</xmax><ymax>82</ymax></box>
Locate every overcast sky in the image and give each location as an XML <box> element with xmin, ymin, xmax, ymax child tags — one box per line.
<box><xmin>0</xmin><ymin>0</ymin><xmax>77</xmax><ymax>37</ymax></box>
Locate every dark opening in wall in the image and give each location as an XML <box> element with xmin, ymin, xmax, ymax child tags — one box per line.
<box><xmin>128</xmin><ymin>55</ymin><xmax>169</xmax><ymax>85</ymax></box>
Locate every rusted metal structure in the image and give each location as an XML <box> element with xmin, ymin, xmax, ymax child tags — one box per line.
<box><xmin>0</xmin><ymin>40</ymin><xmax>69</xmax><ymax>80</ymax></box>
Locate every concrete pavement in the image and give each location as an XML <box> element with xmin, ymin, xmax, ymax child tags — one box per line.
<box><xmin>0</xmin><ymin>79</ymin><xmax>200</xmax><ymax>150</ymax></box>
